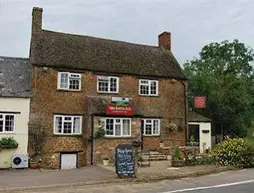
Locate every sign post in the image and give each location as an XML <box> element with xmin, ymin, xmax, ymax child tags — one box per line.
<box><xmin>115</xmin><ymin>144</ymin><xmax>135</xmax><ymax>178</ymax></box>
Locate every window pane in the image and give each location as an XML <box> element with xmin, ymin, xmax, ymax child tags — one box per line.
<box><xmin>110</xmin><ymin>78</ymin><xmax>117</xmax><ymax>92</ymax></box>
<box><xmin>106</xmin><ymin>119</ymin><xmax>114</xmax><ymax>135</ymax></box>
<box><xmin>5</xmin><ymin>115</ymin><xmax>14</xmax><ymax>132</ymax></box>
<box><xmin>69</xmin><ymin>79</ymin><xmax>80</xmax><ymax>90</ymax></box>
<box><xmin>140</xmin><ymin>85</ymin><xmax>149</xmax><ymax>95</ymax></box>
<box><xmin>73</xmin><ymin>117</ymin><xmax>81</xmax><ymax>134</ymax></box>
<box><xmin>60</xmin><ymin>73</ymin><xmax>68</xmax><ymax>88</ymax></box>
<box><xmin>63</xmin><ymin>122</ymin><xmax>72</xmax><ymax>133</ymax></box>
<box><xmin>98</xmin><ymin>78</ymin><xmax>109</xmax><ymax>92</ymax></box>
<box><xmin>150</xmin><ymin>81</ymin><xmax>157</xmax><ymax>95</ymax></box>
<box><xmin>141</xmin><ymin>120</ymin><xmax>144</xmax><ymax>135</ymax></box>
<box><xmin>55</xmin><ymin>117</ymin><xmax>62</xmax><ymax>133</ymax></box>
<box><xmin>153</xmin><ymin>120</ymin><xmax>159</xmax><ymax>135</ymax></box>
<box><xmin>115</xmin><ymin>124</ymin><xmax>121</xmax><ymax>136</ymax></box>
<box><xmin>0</xmin><ymin>120</ymin><xmax>3</xmax><ymax>132</ymax></box>
<box><xmin>145</xmin><ymin>124</ymin><xmax>152</xmax><ymax>135</ymax></box>
<box><xmin>122</xmin><ymin>119</ymin><xmax>130</xmax><ymax>135</ymax></box>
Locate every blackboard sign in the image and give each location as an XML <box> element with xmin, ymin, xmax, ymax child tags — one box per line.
<box><xmin>115</xmin><ymin>144</ymin><xmax>135</xmax><ymax>177</ymax></box>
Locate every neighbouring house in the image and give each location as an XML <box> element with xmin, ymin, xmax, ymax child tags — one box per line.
<box><xmin>188</xmin><ymin>111</ymin><xmax>212</xmax><ymax>153</ymax></box>
<box><xmin>0</xmin><ymin>56</ymin><xmax>30</xmax><ymax>168</ymax></box>
<box><xmin>29</xmin><ymin>7</ymin><xmax>188</xmax><ymax>169</ymax></box>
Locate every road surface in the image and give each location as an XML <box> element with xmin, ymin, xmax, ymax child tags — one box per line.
<box><xmin>3</xmin><ymin>169</ymin><xmax>254</xmax><ymax>193</ymax></box>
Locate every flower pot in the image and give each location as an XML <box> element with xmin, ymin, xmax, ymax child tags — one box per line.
<box><xmin>30</xmin><ymin>162</ymin><xmax>39</xmax><ymax>169</ymax></box>
<box><xmin>171</xmin><ymin>159</ymin><xmax>185</xmax><ymax>167</ymax></box>
<box><xmin>103</xmin><ymin>159</ymin><xmax>110</xmax><ymax>166</ymax></box>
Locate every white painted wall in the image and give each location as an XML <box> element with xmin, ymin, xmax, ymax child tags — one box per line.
<box><xmin>0</xmin><ymin>97</ymin><xmax>30</xmax><ymax>168</ymax></box>
<box><xmin>188</xmin><ymin>122</ymin><xmax>212</xmax><ymax>153</ymax></box>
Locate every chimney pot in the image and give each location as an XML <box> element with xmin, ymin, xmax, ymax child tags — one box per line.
<box><xmin>32</xmin><ymin>7</ymin><xmax>43</xmax><ymax>33</ymax></box>
<box><xmin>158</xmin><ymin>31</ymin><xmax>171</xmax><ymax>50</ymax></box>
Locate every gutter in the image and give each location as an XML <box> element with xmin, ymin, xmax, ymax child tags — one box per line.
<box><xmin>180</xmin><ymin>81</ymin><xmax>188</xmax><ymax>145</ymax></box>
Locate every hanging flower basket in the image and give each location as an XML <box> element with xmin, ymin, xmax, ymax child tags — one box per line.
<box><xmin>0</xmin><ymin>137</ymin><xmax>19</xmax><ymax>149</ymax></box>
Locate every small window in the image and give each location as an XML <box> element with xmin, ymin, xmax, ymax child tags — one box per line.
<box><xmin>139</xmin><ymin>79</ymin><xmax>158</xmax><ymax>96</ymax></box>
<box><xmin>58</xmin><ymin>72</ymin><xmax>81</xmax><ymax>90</ymax></box>
<box><xmin>104</xmin><ymin>118</ymin><xmax>131</xmax><ymax>137</ymax></box>
<box><xmin>0</xmin><ymin>114</ymin><xmax>15</xmax><ymax>133</ymax></box>
<box><xmin>142</xmin><ymin>119</ymin><xmax>160</xmax><ymax>136</ymax></box>
<box><xmin>54</xmin><ymin>115</ymin><xmax>82</xmax><ymax>135</ymax></box>
<box><xmin>97</xmin><ymin>76</ymin><xmax>119</xmax><ymax>93</ymax></box>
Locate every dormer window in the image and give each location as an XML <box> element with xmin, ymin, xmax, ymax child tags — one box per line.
<box><xmin>97</xmin><ymin>76</ymin><xmax>119</xmax><ymax>93</ymax></box>
<box><xmin>58</xmin><ymin>72</ymin><xmax>81</xmax><ymax>91</ymax></box>
<box><xmin>139</xmin><ymin>79</ymin><xmax>158</xmax><ymax>96</ymax></box>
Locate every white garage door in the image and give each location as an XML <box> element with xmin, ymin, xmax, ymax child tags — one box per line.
<box><xmin>61</xmin><ymin>153</ymin><xmax>77</xmax><ymax>169</ymax></box>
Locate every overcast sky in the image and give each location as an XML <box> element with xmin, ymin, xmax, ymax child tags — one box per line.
<box><xmin>0</xmin><ymin>0</ymin><xmax>254</xmax><ymax>65</ymax></box>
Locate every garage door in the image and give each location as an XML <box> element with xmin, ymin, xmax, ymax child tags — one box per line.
<box><xmin>61</xmin><ymin>153</ymin><xmax>77</xmax><ymax>169</ymax></box>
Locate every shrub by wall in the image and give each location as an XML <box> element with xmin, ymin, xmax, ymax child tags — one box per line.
<box><xmin>212</xmin><ymin>138</ymin><xmax>254</xmax><ymax>168</ymax></box>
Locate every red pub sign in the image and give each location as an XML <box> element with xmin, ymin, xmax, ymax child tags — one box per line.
<box><xmin>106</xmin><ymin>104</ymin><xmax>134</xmax><ymax>116</ymax></box>
<box><xmin>194</xmin><ymin>96</ymin><xmax>206</xmax><ymax>108</ymax></box>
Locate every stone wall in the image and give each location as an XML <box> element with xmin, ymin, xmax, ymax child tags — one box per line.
<box><xmin>29</xmin><ymin>66</ymin><xmax>187</xmax><ymax>168</ymax></box>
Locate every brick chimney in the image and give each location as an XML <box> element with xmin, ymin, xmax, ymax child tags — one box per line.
<box><xmin>32</xmin><ymin>7</ymin><xmax>43</xmax><ymax>33</ymax></box>
<box><xmin>158</xmin><ymin>31</ymin><xmax>171</xmax><ymax>50</ymax></box>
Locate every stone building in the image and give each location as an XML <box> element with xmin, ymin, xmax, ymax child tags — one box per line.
<box><xmin>29</xmin><ymin>7</ymin><xmax>188</xmax><ymax>169</ymax></box>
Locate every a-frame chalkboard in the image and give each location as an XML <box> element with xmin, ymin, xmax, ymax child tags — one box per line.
<box><xmin>115</xmin><ymin>144</ymin><xmax>135</xmax><ymax>177</ymax></box>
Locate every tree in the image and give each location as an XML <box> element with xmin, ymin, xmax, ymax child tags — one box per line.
<box><xmin>184</xmin><ymin>39</ymin><xmax>254</xmax><ymax>137</ymax></box>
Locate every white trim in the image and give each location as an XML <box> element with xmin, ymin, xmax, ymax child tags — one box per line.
<box><xmin>139</xmin><ymin>79</ymin><xmax>159</xmax><ymax>96</ymax></box>
<box><xmin>97</xmin><ymin>76</ymin><xmax>119</xmax><ymax>93</ymax></box>
<box><xmin>53</xmin><ymin>115</ymin><xmax>82</xmax><ymax>135</ymax></box>
<box><xmin>0</xmin><ymin>113</ymin><xmax>16</xmax><ymax>133</ymax></box>
<box><xmin>57</xmin><ymin>72</ymin><xmax>82</xmax><ymax>91</ymax></box>
<box><xmin>104</xmin><ymin>117</ymin><xmax>131</xmax><ymax>137</ymax></box>
<box><xmin>142</xmin><ymin>118</ymin><xmax>160</xmax><ymax>136</ymax></box>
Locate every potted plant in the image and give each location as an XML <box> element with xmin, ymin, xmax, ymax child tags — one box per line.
<box><xmin>102</xmin><ymin>156</ymin><xmax>110</xmax><ymax>166</ymax></box>
<box><xmin>171</xmin><ymin>146</ymin><xmax>185</xmax><ymax>167</ymax></box>
<box><xmin>29</xmin><ymin>157</ymin><xmax>41</xmax><ymax>169</ymax></box>
<box><xmin>0</xmin><ymin>137</ymin><xmax>19</xmax><ymax>149</ymax></box>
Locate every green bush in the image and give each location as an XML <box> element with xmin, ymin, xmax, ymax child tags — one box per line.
<box><xmin>0</xmin><ymin>137</ymin><xmax>19</xmax><ymax>149</ymax></box>
<box><xmin>212</xmin><ymin>138</ymin><xmax>254</xmax><ymax>168</ymax></box>
<box><xmin>172</xmin><ymin>147</ymin><xmax>181</xmax><ymax>160</ymax></box>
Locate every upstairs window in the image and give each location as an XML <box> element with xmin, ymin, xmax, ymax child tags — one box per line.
<box><xmin>139</xmin><ymin>79</ymin><xmax>158</xmax><ymax>96</ymax></box>
<box><xmin>58</xmin><ymin>72</ymin><xmax>81</xmax><ymax>90</ymax></box>
<box><xmin>54</xmin><ymin>115</ymin><xmax>82</xmax><ymax>135</ymax></box>
<box><xmin>97</xmin><ymin>76</ymin><xmax>119</xmax><ymax>93</ymax></box>
<box><xmin>142</xmin><ymin>119</ymin><xmax>160</xmax><ymax>136</ymax></box>
<box><xmin>0</xmin><ymin>114</ymin><xmax>15</xmax><ymax>133</ymax></box>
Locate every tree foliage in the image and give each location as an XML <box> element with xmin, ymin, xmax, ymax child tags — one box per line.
<box><xmin>184</xmin><ymin>40</ymin><xmax>254</xmax><ymax>137</ymax></box>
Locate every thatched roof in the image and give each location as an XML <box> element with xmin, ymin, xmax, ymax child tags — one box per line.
<box><xmin>30</xmin><ymin>30</ymin><xmax>186</xmax><ymax>79</ymax></box>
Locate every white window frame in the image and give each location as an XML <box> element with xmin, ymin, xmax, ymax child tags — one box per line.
<box><xmin>58</xmin><ymin>72</ymin><xmax>81</xmax><ymax>91</ymax></box>
<box><xmin>97</xmin><ymin>76</ymin><xmax>119</xmax><ymax>93</ymax></box>
<box><xmin>139</xmin><ymin>79</ymin><xmax>159</xmax><ymax>96</ymax></box>
<box><xmin>104</xmin><ymin>118</ymin><xmax>131</xmax><ymax>137</ymax></box>
<box><xmin>142</xmin><ymin>119</ymin><xmax>160</xmax><ymax>136</ymax></box>
<box><xmin>53</xmin><ymin>115</ymin><xmax>82</xmax><ymax>135</ymax></box>
<box><xmin>0</xmin><ymin>113</ymin><xmax>15</xmax><ymax>133</ymax></box>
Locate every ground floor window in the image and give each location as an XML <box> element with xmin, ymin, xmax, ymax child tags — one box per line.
<box><xmin>104</xmin><ymin>118</ymin><xmax>131</xmax><ymax>137</ymax></box>
<box><xmin>54</xmin><ymin>115</ymin><xmax>82</xmax><ymax>135</ymax></box>
<box><xmin>142</xmin><ymin>119</ymin><xmax>160</xmax><ymax>136</ymax></box>
<box><xmin>0</xmin><ymin>113</ymin><xmax>15</xmax><ymax>133</ymax></box>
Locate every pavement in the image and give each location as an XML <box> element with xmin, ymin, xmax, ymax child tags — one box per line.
<box><xmin>3</xmin><ymin>168</ymin><xmax>253</xmax><ymax>193</ymax></box>
<box><xmin>0</xmin><ymin>161</ymin><xmax>231</xmax><ymax>192</ymax></box>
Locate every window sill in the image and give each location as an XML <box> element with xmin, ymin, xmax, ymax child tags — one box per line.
<box><xmin>139</xmin><ymin>95</ymin><xmax>159</xmax><ymax>98</ymax></box>
<box><xmin>53</xmin><ymin>134</ymin><xmax>82</xmax><ymax>136</ymax></box>
<box><xmin>143</xmin><ymin>134</ymin><xmax>161</xmax><ymax>137</ymax></box>
<box><xmin>97</xmin><ymin>91</ymin><xmax>119</xmax><ymax>94</ymax></box>
<box><xmin>57</xmin><ymin>88</ymin><xmax>82</xmax><ymax>92</ymax></box>
<box><xmin>104</xmin><ymin>136</ymin><xmax>132</xmax><ymax>139</ymax></box>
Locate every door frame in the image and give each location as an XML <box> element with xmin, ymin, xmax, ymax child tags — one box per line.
<box><xmin>60</xmin><ymin>152</ymin><xmax>78</xmax><ymax>169</ymax></box>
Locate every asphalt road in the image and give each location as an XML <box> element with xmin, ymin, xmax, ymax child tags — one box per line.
<box><xmin>3</xmin><ymin>169</ymin><xmax>254</xmax><ymax>193</ymax></box>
